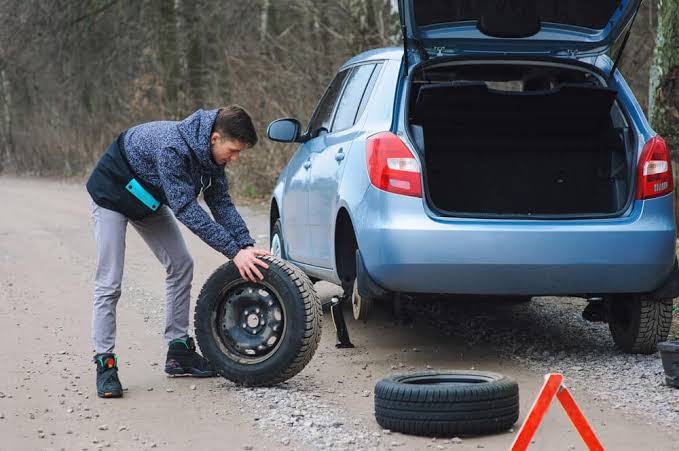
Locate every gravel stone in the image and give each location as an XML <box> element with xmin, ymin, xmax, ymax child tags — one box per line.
<box><xmin>225</xmin><ymin>379</ymin><xmax>381</xmax><ymax>450</ymax></box>
<box><xmin>404</xmin><ymin>296</ymin><xmax>679</xmax><ymax>431</ymax></box>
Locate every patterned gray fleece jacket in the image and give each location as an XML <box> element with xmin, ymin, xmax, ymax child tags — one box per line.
<box><xmin>123</xmin><ymin>108</ymin><xmax>255</xmax><ymax>259</ymax></box>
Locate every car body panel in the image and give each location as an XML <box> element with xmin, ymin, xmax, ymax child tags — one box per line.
<box><xmin>270</xmin><ymin>47</ymin><xmax>676</xmax><ymax>297</ymax></box>
<box><xmin>307</xmin><ymin>129</ymin><xmax>355</xmax><ymax>267</ymax></box>
<box><xmin>355</xmin><ymin>183</ymin><xmax>675</xmax><ymax>295</ymax></box>
<box><xmin>280</xmin><ymin>144</ymin><xmax>310</xmax><ymax>262</ymax></box>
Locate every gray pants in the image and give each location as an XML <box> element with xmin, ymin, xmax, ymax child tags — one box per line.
<box><xmin>91</xmin><ymin>201</ymin><xmax>193</xmax><ymax>354</ymax></box>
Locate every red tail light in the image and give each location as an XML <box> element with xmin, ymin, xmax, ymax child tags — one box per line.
<box><xmin>636</xmin><ymin>136</ymin><xmax>673</xmax><ymax>200</ymax></box>
<box><xmin>366</xmin><ymin>132</ymin><xmax>422</xmax><ymax>198</ymax></box>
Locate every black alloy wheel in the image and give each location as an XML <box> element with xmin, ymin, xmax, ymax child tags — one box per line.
<box><xmin>216</xmin><ymin>283</ymin><xmax>286</xmax><ymax>363</ymax></box>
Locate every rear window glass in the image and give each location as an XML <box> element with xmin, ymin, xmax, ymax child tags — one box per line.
<box><xmin>414</xmin><ymin>0</ymin><xmax>621</xmax><ymax>30</ymax></box>
<box><xmin>308</xmin><ymin>70</ymin><xmax>350</xmax><ymax>134</ymax></box>
<box><xmin>331</xmin><ymin>64</ymin><xmax>376</xmax><ymax>132</ymax></box>
<box><xmin>354</xmin><ymin>63</ymin><xmax>382</xmax><ymax>125</ymax></box>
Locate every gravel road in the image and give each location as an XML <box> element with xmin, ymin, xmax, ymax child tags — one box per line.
<box><xmin>406</xmin><ymin>295</ymin><xmax>679</xmax><ymax>431</ymax></box>
<box><xmin>1</xmin><ymin>177</ymin><xmax>677</xmax><ymax>451</ymax></box>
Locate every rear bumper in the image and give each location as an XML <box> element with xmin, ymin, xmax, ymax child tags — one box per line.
<box><xmin>355</xmin><ymin>187</ymin><xmax>677</xmax><ymax>296</ymax></box>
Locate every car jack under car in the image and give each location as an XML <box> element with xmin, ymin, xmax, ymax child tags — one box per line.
<box><xmin>330</xmin><ymin>294</ymin><xmax>355</xmax><ymax>348</ymax></box>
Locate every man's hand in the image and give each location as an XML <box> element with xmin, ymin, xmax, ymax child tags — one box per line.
<box><xmin>233</xmin><ymin>247</ymin><xmax>272</xmax><ymax>282</ymax></box>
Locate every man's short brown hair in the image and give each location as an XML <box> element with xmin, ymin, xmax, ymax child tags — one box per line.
<box><xmin>212</xmin><ymin>105</ymin><xmax>258</xmax><ymax>147</ymax></box>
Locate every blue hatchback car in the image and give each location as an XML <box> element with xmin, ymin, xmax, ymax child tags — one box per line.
<box><xmin>267</xmin><ymin>0</ymin><xmax>678</xmax><ymax>354</ymax></box>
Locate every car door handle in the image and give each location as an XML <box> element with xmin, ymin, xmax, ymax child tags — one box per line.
<box><xmin>335</xmin><ymin>148</ymin><xmax>345</xmax><ymax>162</ymax></box>
<box><xmin>303</xmin><ymin>159</ymin><xmax>312</xmax><ymax>170</ymax></box>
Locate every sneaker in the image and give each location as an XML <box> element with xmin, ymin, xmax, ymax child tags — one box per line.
<box><xmin>94</xmin><ymin>353</ymin><xmax>123</xmax><ymax>398</ymax></box>
<box><xmin>165</xmin><ymin>337</ymin><xmax>218</xmax><ymax>377</ymax></box>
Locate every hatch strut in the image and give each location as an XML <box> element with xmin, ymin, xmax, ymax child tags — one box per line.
<box><xmin>401</xmin><ymin>24</ymin><xmax>409</xmax><ymax>76</ymax></box>
<box><xmin>399</xmin><ymin>0</ymin><xmax>410</xmax><ymax>75</ymax></box>
<box><xmin>399</xmin><ymin>0</ymin><xmax>428</xmax><ymax>76</ymax></box>
<box><xmin>609</xmin><ymin>0</ymin><xmax>643</xmax><ymax>80</ymax></box>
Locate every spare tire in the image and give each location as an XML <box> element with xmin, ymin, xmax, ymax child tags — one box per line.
<box><xmin>194</xmin><ymin>256</ymin><xmax>322</xmax><ymax>386</ymax></box>
<box><xmin>374</xmin><ymin>371</ymin><xmax>519</xmax><ymax>436</ymax></box>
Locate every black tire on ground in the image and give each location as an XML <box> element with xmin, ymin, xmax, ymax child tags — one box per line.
<box><xmin>608</xmin><ymin>295</ymin><xmax>673</xmax><ymax>354</ymax></box>
<box><xmin>374</xmin><ymin>371</ymin><xmax>519</xmax><ymax>437</ymax></box>
<box><xmin>194</xmin><ymin>256</ymin><xmax>322</xmax><ymax>386</ymax></box>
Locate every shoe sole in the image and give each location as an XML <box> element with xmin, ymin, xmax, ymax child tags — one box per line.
<box><xmin>97</xmin><ymin>390</ymin><xmax>123</xmax><ymax>399</ymax></box>
<box><xmin>165</xmin><ymin>367</ymin><xmax>217</xmax><ymax>378</ymax></box>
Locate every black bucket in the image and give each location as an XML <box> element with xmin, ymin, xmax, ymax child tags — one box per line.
<box><xmin>658</xmin><ymin>341</ymin><xmax>679</xmax><ymax>388</ymax></box>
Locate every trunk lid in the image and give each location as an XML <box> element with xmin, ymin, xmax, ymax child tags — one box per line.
<box><xmin>398</xmin><ymin>0</ymin><xmax>641</xmax><ymax>61</ymax></box>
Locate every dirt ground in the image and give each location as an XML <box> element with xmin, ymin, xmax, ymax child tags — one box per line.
<box><xmin>1</xmin><ymin>177</ymin><xmax>678</xmax><ymax>451</ymax></box>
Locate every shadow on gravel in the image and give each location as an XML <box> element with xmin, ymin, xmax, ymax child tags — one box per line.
<box><xmin>403</xmin><ymin>296</ymin><xmax>613</xmax><ymax>355</ymax></box>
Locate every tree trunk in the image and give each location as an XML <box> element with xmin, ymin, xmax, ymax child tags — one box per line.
<box><xmin>183</xmin><ymin>0</ymin><xmax>205</xmax><ymax>110</ymax></box>
<box><xmin>158</xmin><ymin>0</ymin><xmax>180</xmax><ymax>117</ymax></box>
<box><xmin>0</xmin><ymin>68</ymin><xmax>13</xmax><ymax>173</ymax></box>
<box><xmin>260</xmin><ymin>0</ymin><xmax>270</xmax><ymax>42</ymax></box>
<box><xmin>649</xmin><ymin>0</ymin><xmax>679</xmax><ymax>231</ymax></box>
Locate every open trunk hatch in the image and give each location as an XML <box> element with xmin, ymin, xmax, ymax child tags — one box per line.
<box><xmin>408</xmin><ymin>61</ymin><xmax>633</xmax><ymax>218</ymax></box>
<box><xmin>398</xmin><ymin>0</ymin><xmax>642</xmax><ymax>60</ymax></box>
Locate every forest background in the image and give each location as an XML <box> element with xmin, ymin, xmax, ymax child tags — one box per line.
<box><xmin>0</xmin><ymin>1</ymin><xmax>674</xmax><ymax>199</ymax></box>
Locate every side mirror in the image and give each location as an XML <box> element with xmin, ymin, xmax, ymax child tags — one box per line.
<box><xmin>267</xmin><ymin>118</ymin><xmax>302</xmax><ymax>143</ymax></box>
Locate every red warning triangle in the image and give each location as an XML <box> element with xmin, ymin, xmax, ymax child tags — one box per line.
<box><xmin>511</xmin><ymin>373</ymin><xmax>604</xmax><ymax>451</ymax></box>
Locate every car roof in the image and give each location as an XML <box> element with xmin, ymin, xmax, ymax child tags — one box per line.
<box><xmin>340</xmin><ymin>47</ymin><xmax>403</xmax><ymax>70</ymax></box>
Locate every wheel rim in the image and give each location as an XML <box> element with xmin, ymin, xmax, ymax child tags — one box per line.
<box><xmin>214</xmin><ymin>282</ymin><xmax>286</xmax><ymax>364</ymax></box>
<box><xmin>270</xmin><ymin>233</ymin><xmax>282</xmax><ymax>258</ymax></box>
<box><xmin>352</xmin><ymin>281</ymin><xmax>364</xmax><ymax>320</ymax></box>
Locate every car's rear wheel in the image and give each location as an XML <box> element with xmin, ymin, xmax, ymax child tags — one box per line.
<box><xmin>608</xmin><ymin>295</ymin><xmax>673</xmax><ymax>354</ymax></box>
